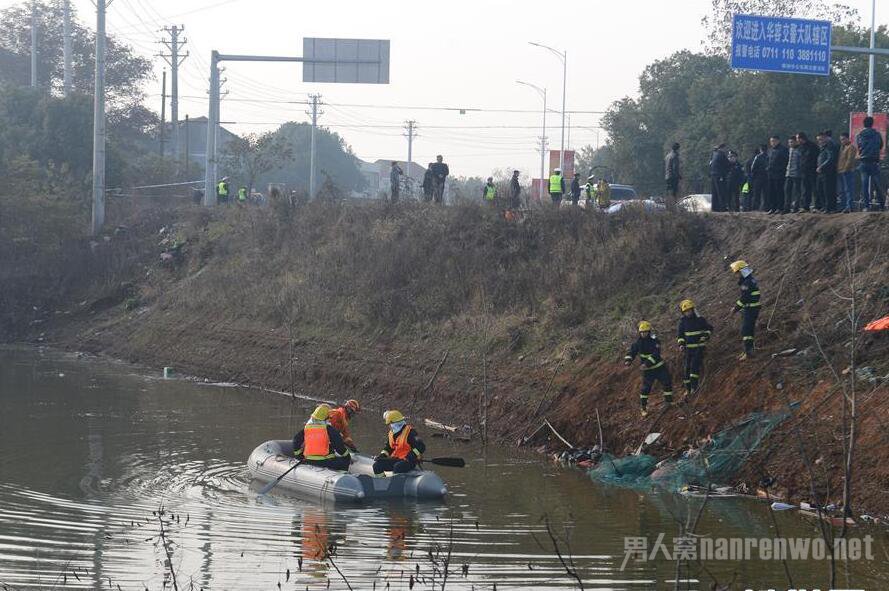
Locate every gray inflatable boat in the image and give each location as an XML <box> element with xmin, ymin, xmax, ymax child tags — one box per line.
<box><xmin>248</xmin><ymin>440</ymin><xmax>448</xmax><ymax>503</ymax></box>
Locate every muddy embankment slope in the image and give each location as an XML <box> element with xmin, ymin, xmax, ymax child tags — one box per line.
<box><xmin>3</xmin><ymin>195</ymin><xmax>889</xmax><ymax>514</ymax></box>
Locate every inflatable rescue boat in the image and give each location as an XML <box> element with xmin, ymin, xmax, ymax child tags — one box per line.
<box><xmin>248</xmin><ymin>440</ymin><xmax>448</xmax><ymax>503</ymax></box>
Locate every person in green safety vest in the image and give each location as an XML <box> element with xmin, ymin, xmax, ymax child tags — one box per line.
<box><xmin>584</xmin><ymin>175</ymin><xmax>596</xmax><ymax>205</ymax></box>
<box><xmin>238</xmin><ymin>186</ymin><xmax>248</xmax><ymax>203</ymax></box>
<box><xmin>216</xmin><ymin>177</ymin><xmax>230</xmax><ymax>203</ymax></box>
<box><xmin>548</xmin><ymin>168</ymin><xmax>565</xmax><ymax>205</ymax></box>
<box><xmin>482</xmin><ymin>177</ymin><xmax>496</xmax><ymax>205</ymax></box>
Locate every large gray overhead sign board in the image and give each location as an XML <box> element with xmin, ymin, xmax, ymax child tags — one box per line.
<box><xmin>303</xmin><ymin>38</ymin><xmax>390</xmax><ymax>84</ymax></box>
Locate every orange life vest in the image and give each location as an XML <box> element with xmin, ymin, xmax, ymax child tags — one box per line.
<box><xmin>303</xmin><ymin>423</ymin><xmax>334</xmax><ymax>460</ymax></box>
<box><xmin>387</xmin><ymin>425</ymin><xmax>417</xmax><ymax>461</ymax></box>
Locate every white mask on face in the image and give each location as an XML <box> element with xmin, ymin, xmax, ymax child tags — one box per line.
<box><xmin>389</xmin><ymin>420</ymin><xmax>406</xmax><ymax>433</ymax></box>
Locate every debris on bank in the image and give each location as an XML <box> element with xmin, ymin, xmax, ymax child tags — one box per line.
<box><xmin>573</xmin><ymin>408</ymin><xmax>794</xmax><ymax>492</ymax></box>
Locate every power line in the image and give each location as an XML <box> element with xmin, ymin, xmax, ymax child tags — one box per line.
<box><xmin>168</xmin><ymin>94</ymin><xmax>605</xmax><ymax>114</ymax></box>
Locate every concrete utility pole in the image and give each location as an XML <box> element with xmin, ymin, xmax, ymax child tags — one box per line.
<box><xmin>30</xmin><ymin>2</ymin><xmax>37</xmax><ymax>87</ymax></box>
<box><xmin>160</xmin><ymin>26</ymin><xmax>188</xmax><ymax>158</ymax></box>
<box><xmin>203</xmin><ymin>50</ymin><xmax>220</xmax><ymax>206</ymax></box>
<box><xmin>184</xmin><ymin>114</ymin><xmax>190</xmax><ymax>171</ymax></box>
<box><xmin>308</xmin><ymin>93</ymin><xmax>322</xmax><ymax>198</ymax></box>
<box><xmin>868</xmin><ymin>0</ymin><xmax>877</xmax><ymax>116</ymax></box>
<box><xmin>91</xmin><ymin>0</ymin><xmax>109</xmax><ymax>235</ymax></box>
<box><xmin>159</xmin><ymin>70</ymin><xmax>166</xmax><ymax>158</ymax></box>
<box><xmin>63</xmin><ymin>0</ymin><xmax>72</xmax><ymax>95</ymax></box>
<box><xmin>404</xmin><ymin>120</ymin><xmax>417</xmax><ymax>197</ymax></box>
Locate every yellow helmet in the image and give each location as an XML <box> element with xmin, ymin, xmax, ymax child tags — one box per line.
<box><xmin>383</xmin><ymin>409</ymin><xmax>405</xmax><ymax>425</ymax></box>
<box><xmin>638</xmin><ymin>321</ymin><xmax>652</xmax><ymax>332</ymax></box>
<box><xmin>679</xmin><ymin>299</ymin><xmax>695</xmax><ymax>313</ymax></box>
<box><xmin>730</xmin><ymin>260</ymin><xmax>749</xmax><ymax>273</ymax></box>
<box><xmin>311</xmin><ymin>403</ymin><xmax>331</xmax><ymax>421</ymax></box>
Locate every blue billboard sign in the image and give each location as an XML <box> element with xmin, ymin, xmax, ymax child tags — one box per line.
<box><xmin>731</xmin><ymin>14</ymin><xmax>832</xmax><ymax>76</ymax></box>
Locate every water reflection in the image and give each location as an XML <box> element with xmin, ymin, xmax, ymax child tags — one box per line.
<box><xmin>0</xmin><ymin>347</ymin><xmax>887</xmax><ymax>590</ymax></box>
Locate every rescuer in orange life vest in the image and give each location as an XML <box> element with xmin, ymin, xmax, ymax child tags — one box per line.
<box><xmin>292</xmin><ymin>404</ymin><xmax>352</xmax><ymax>471</ymax></box>
<box><xmin>372</xmin><ymin>410</ymin><xmax>426</xmax><ymax>475</ymax></box>
<box><xmin>327</xmin><ymin>399</ymin><xmax>361</xmax><ymax>452</ymax></box>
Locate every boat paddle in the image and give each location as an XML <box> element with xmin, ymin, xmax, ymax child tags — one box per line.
<box><xmin>258</xmin><ymin>459</ymin><xmax>303</xmax><ymax>495</ymax></box>
<box><xmin>424</xmin><ymin>457</ymin><xmax>465</xmax><ymax>468</ymax></box>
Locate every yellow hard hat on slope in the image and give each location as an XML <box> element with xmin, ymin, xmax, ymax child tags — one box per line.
<box><xmin>730</xmin><ymin>260</ymin><xmax>749</xmax><ymax>273</ymax></box>
<box><xmin>383</xmin><ymin>410</ymin><xmax>405</xmax><ymax>425</ymax></box>
<box><xmin>311</xmin><ymin>404</ymin><xmax>331</xmax><ymax>421</ymax></box>
<box><xmin>680</xmin><ymin>299</ymin><xmax>695</xmax><ymax>313</ymax></box>
<box><xmin>638</xmin><ymin>321</ymin><xmax>652</xmax><ymax>332</ymax></box>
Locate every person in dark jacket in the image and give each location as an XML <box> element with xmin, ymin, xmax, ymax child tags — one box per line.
<box><xmin>676</xmin><ymin>299</ymin><xmax>714</xmax><ymax>398</ymax></box>
<box><xmin>624</xmin><ymin>321</ymin><xmax>674</xmax><ymax>417</ymax></box>
<box><xmin>796</xmin><ymin>132</ymin><xmax>818</xmax><ymax>212</ymax></box>
<box><xmin>815</xmin><ymin>131</ymin><xmax>837</xmax><ymax>213</ymax></box>
<box><xmin>429</xmin><ymin>155</ymin><xmax>450</xmax><ymax>204</ymax></box>
<box><xmin>730</xmin><ymin>260</ymin><xmax>762</xmax><ymax>360</ymax></box>
<box><xmin>664</xmin><ymin>143</ymin><xmax>681</xmax><ymax>200</ymax></box>
<box><xmin>726</xmin><ymin>150</ymin><xmax>745</xmax><ymax>212</ymax></box>
<box><xmin>709</xmin><ymin>144</ymin><xmax>730</xmax><ymax>212</ymax></box>
<box><xmin>746</xmin><ymin>145</ymin><xmax>769</xmax><ymax>211</ymax></box>
<box><xmin>570</xmin><ymin>173</ymin><xmax>582</xmax><ymax>205</ymax></box>
<box><xmin>509</xmin><ymin>170</ymin><xmax>522</xmax><ymax>209</ymax></box>
<box><xmin>766</xmin><ymin>136</ymin><xmax>789</xmax><ymax>214</ymax></box>
<box><xmin>857</xmin><ymin>116</ymin><xmax>885</xmax><ymax>211</ymax></box>
<box><xmin>784</xmin><ymin>136</ymin><xmax>803</xmax><ymax>213</ymax></box>
<box><xmin>389</xmin><ymin>161</ymin><xmax>404</xmax><ymax>202</ymax></box>
<box><xmin>292</xmin><ymin>404</ymin><xmax>352</xmax><ymax>471</ymax></box>
<box><xmin>373</xmin><ymin>410</ymin><xmax>426</xmax><ymax>475</ymax></box>
<box><xmin>422</xmin><ymin>167</ymin><xmax>434</xmax><ymax>202</ymax></box>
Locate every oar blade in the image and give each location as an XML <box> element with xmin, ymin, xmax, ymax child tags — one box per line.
<box><xmin>258</xmin><ymin>460</ymin><xmax>302</xmax><ymax>495</ymax></box>
<box><xmin>258</xmin><ymin>479</ymin><xmax>281</xmax><ymax>495</ymax></box>
<box><xmin>429</xmin><ymin>457</ymin><xmax>465</xmax><ymax>468</ymax></box>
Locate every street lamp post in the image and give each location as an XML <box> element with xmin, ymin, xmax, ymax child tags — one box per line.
<box><xmin>517</xmin><ymin>80</ymin><xmax>547</xmax><ymax>203</ymax></box>
<box><xmin>530</xmin><ymin>42</ymin><xmax>567</xmax><ymax>173</ymax></box>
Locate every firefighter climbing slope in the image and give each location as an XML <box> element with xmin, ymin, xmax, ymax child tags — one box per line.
<box><xmin>624</xmin><ymin>321</ymin><xmax>674</xmax><ymax>417</ymax></box>
<box><xmin>676</xmin><ymin>299</ymin><xmax>713</xmax><ymax>399</ymax></box>
<box><xmin>730</xmin><ymin>260</ymin><xmax>761</xmax><ymax>360</ymax></box>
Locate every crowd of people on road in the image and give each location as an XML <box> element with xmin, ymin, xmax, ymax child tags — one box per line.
<box><xmin>679</xmin><ymin>116</ymin><xmax>885</xmax><ymax>214</ymax></box>
<box><xmin>292</xmin><ymin>399</ymin><xmax>428</xmax><ymax>475</ymax></box>
<box><xmin>624</xmin><ymin>260</ymin><xmax>760</xmax><ymax>417</ymax></box>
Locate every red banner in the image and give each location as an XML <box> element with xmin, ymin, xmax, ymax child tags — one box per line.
<box><xmin>850</xmin><ymin>112</ymin><xmax>888</xmax><ymax>160</ymax></box>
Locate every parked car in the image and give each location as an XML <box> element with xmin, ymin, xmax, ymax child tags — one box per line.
<box><xmin>609</xmin><ymin>184</ymin><xmax>640</xmax><ymax>201</ymax></box>
<box><xmin>572</xmin><ymin>183</ymin><xmax>656</xmax><ymax>211</ymax></box>
<box><xmin>605</xmin><ymin>199</ymin><xmax>665</xmax><ymax>214</ymax></box>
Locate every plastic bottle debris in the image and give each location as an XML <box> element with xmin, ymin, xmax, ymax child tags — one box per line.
<box><xmin>163</xmin><ymin>367</ymin><xmax>174</xmax><ymax>379</ymax></box>
<box><xmin>771</xmin><ymin>502</ymin><xmax>796</xmax><ymax>511</ymax></box>
<box><xmin>643</xmin><ymin>433</ymin><xmax>661</xmax><ymax>446</ymax></box>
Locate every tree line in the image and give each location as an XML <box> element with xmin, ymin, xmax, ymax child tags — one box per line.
<box><xmin>0</xmin><ymin>0</ymin><xmax>364</xmax><ymax>203</ymax></box>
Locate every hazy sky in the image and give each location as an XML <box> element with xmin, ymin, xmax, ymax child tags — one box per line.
<box><xmin>5</xmin><ymin>0</ymin><xmax>886</xmax><ymax>177</ymax></box>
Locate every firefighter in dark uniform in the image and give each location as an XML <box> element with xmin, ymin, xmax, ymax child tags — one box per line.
<box><xmin>731</xmin><ymin>260</ymin><xmax>761</xmax><ymax>360</ymax></box>
<box><xmin>676</xmin><ymin>299</ymin><xmax>713</xmax><ymax>398</ymax></box>
<box><xmin>624</xmin><ymin>321</ymin><xmax>674</xmax><ymax>417</ymax></box>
